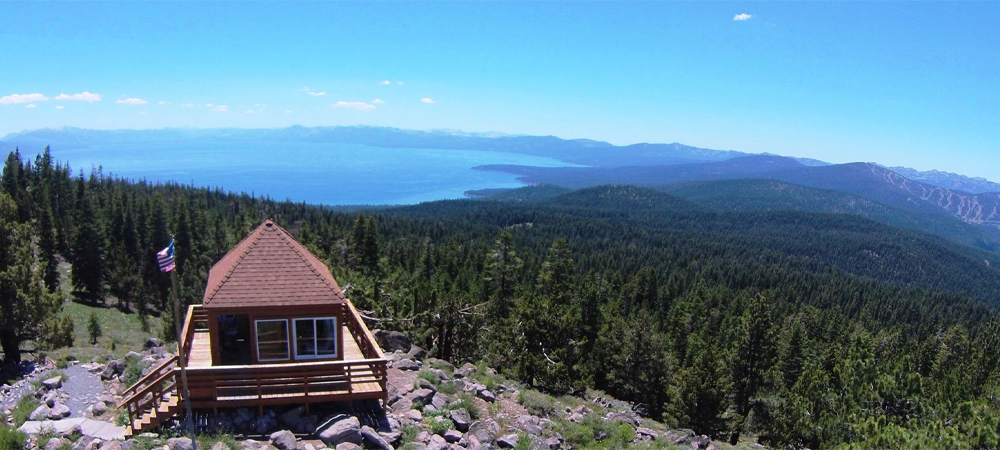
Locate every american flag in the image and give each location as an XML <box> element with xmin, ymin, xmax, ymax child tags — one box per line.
<box><xmin>157</xmin><ymin>239</ymin><xmax>176</xmax><ymax>273</ymax></box>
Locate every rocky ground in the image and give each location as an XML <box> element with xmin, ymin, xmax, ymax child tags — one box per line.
<box><xmin>5</xmin><ymin>332</ymin><xmax>759</xmax><ymax>450</ymax></box>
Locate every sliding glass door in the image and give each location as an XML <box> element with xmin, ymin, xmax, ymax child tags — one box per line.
<box><xmin>293</xmin><ymin>317</ymin><xmax>338</xmax><ymax>360</ymax></box>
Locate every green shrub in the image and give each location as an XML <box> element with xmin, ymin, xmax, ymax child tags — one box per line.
<box><xmin>417</xmin><ymin>370</ymin><xmax>440</xmax><ymax>386</ymax></box>
<box><xmin>121</xmin><ymin>359</ymin><xmax>150</xmax><ymax>387</ymax></box>
<box><xmin>425</xmin><ymin>415</ymin><xmax>455</xmax><ymax>434</ymax></box>
<box><xmin>436</xmin><ymin>380</ymin><xmax>459</xmax><ymax>396</ymax></box>
<box><xmin>518</xmin><ymin>389</ymin><xmax>558</xmax><ymax>417</ymax></box>
<box><xmin>399</xmin><ymin>425</ymin><xmax>421</xmax><ymax>446</ymax></box>
<box><xmin>0</xmin><ymin>425</ymin><xmax>27</xmax><ymax>450</ymax></box>
<box><xmin>558</xmin><ymin>414</ymin><xmax>637</xmax><ymax>450</ymax></box>
<box><xmin>449</xmin><ymin>393</ymin><xmax>480</xmax><ymax>419</ymax></box>
<box><xmin>10</xmin><ymin>396</ymin><xmax>37</xmax><ymax>428</ymax></box>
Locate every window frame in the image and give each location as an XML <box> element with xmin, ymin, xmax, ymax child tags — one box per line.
<box><xmin>292</xmin><ymin>316</ymin><xmax>339</xmax><ymax>361</ymax></box>
<box><xmin>254</xmin><ymin>319</ymin><xmax>290</xmax><ymax>362</ymax></box>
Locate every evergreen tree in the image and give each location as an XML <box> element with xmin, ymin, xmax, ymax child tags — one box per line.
<box><xmin>0</xmin><ymin>192</ymin><xmax>59</xmax><ymax>363</ymax></box>
<box><xmin>71</xmin><ymin>180</ymin><xmax>106</xmax><ymax>304</ymax></box>
<box><xmin>483</xmin><ymin>230</ymin><xmax>522</xmax><ymax>319</ymax></box>
<box><xmin>37</xmin><ymin>191</ymin><xmax>60</xmax><ymax>292</ymax></box>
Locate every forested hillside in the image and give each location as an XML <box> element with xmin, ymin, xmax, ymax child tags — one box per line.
<box><xmin>4</xmin><ymin>148</ymin><xmax>1000</xmax><ymax>449</ymax></box>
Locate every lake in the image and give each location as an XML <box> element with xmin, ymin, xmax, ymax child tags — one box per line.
<box><xmin>48</xmin><ymin>142</ymin><xmax>576</xmax><ymax>205</ymax></box>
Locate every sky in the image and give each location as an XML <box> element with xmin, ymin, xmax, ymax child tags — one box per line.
<box><xmin>1</xmin><ymin>2</ymin><xmax>998</xmax><ymax>180</ymax></box>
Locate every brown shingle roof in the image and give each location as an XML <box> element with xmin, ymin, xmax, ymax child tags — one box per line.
<box><xmin>202</xmin><ymin>220</ymin><xmax>347</xmax><ymax>309</ymax></box>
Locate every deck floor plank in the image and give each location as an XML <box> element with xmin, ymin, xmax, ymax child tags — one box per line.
<box><xmin>187</xmin><ymin>326</ymin><xmax>367</xmax><ymax>367</ymax></box>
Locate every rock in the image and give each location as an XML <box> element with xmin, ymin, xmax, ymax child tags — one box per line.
<box><xmin>145</xmin><ymin>338</ymin><xmax>164</xmax><ymax>349</ymax></box>
<box><xmin>411</xmin><ymin>388</ymin><xmax>436</xmax><ymax>405</ymax></box>
<box><xmin>393</xmin><ymin>359</ymin><xmax>420</xmax><ymax>371</ymax></box>
<box><xmin>416</xmin><ymin>378</ymin><xmax>436</xmax><ymax>391</ymax></box>
<box><xmin>477</xmin><ymin>390</ymin><xmax>496</xmax><ymax>403</ymax></box>
<box><xmin>84</xmin><ymin>438</ymin><xmax>103</xmax><ymax>450</ymax></box>
<box><xmin>269</xmin><ymin>430</ymin><xmax>296</xmax><ymax>450</ymax></box>
<box><xmin>62</xmin><ymin>425</ymin><xmax>83</xmax><ymax>439</ymax></box>
<box><xmin>442</xmin><ymin>430</ymin><xmax>462</xmax><ymax>444</ymax></box>
<box><xmin>30</xmin><ymin>404</ymin><xmax>50</xmax><ymax>422</ymax></box>
<box><xmin>45</xmin><ymin>438</ymin><xmax>68</xmax><ymax>450</ymax></box>
<box><xmin>636</xmin><ymin>427</ymin><xmax>659</xmax><ymax>439</ymax></box>
<box><xmin>426</xmin><ymin>435</ymin><xmax>448</xmax><ymax>450</ymax></box>
<box><xmin>211</xmin><ymin>443</ymin><xmax>228</xmax><ymax>450</ymax></box>
<box><xmin>407</xmin><ymin>345</ymin><xmax>427</xmax><ymax>360</ymax></box>
<box><xmin>374</xmin><ymin>330</ymin><xmax>412</xmax><ymax>353</ymax></box>
<box><xmin>467</xmin><ymin>420</ymin><xmax>499</xmax><ymax>445</ymax></box>
<box><xmin>101</xmin><ymin>360</ymin><xmax>126</xmax><ymax>381</ymax></box>
<box><xmin>103</xmin><ymin>441</ymin><xmax>123</xmax><ymax>450</ymax></box>
<box><xmin>543</xmin><ymin>436</ymin><xmax>562</xmax><ymax>449</ymax></box>
<box><xmin>92</xmin><ymin>401</ymin><xmax>108</xmax><ymax>416</ymax></box>
<box><xmin>48</xmin><ymin>402</ymin><xmax>71</xmax><ymax>419</ymax></box>
<box><xmin>448</xmin><ymin>409</ymin><xmax>472</xmax><ymax>432</ymax></box>
<box><xmin>280</xmin><ymin>406</ymin><xmax>305</xmax><ymax>428</ymax></box>
<box><xmin>430</xmin><ymin>393</ymin><xmax>449</xmax><ymax>410</ymax></box>
<box><xmin>42</xmin><ymin>376</ymin><xmax>63</xmax><ymax>390</ymax></box>
<box><xmin>497</xmin><ymin>434</ymin><xmax>519</xmax><ymax>448</ymax></box>
<box><xmin>125</xmin><ymin>351</ymin><xmax>142</xmax><ymax>360</ymax></box>
<box><xmin>604</xmin><ymin>411</ymin><xmax>639</xmax><ymax>427</ymax></box>
<box><xmin>379</xmin><ymin>431</ymin><xmax>401</xmax><ymax>446</ymax></box>
<box><xmin>515</xmin><ymin>415</ymin><xmax>543</xmax><ymax>436</ymax></box>
<box><xmin>100</xmin><ymin>395</ymin><xmax>115</xmax><ymax>406</ymax></box>
<box><xmin>316</xmin><ymin>416</ymin><xmax>362</xmax><ymax>447</ymax></box>
<box><xmin>360</xmin><ymin>426</ymin><xmax>392</xmax><ymax>450</ymax></box>
<box><xmin>254</xmin><ymin>415</ymin><xmax>277</xmax><ymax>434</ymax></box>
<box><xmin>334</xmin><ymin>444</ymin><xmax>362</xmax><ymax>450</ymax></box>
<box><xmin>43</xmin><ymin>391</ymin><xmax>58</xmax><ymax>407</ymax></box>
<box><xmin>405</xmin><ymin>409</ymin><xmax>423</xmax><ymax>422</ymax></box>
<box><xmin>454</xmin><ymin>363</ymin><xmax>476</xmax><ymax>379</ymax></box>
<box><xmin>167</xmin><ymin>438</ymin><xmax>194</xmax><ymax>450</ymax></box>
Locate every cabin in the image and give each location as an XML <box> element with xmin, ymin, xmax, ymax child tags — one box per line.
<box><xmin>119</xmin><ymin>220</ymin><xmax>388</xmax><ymax>435</ymax></box>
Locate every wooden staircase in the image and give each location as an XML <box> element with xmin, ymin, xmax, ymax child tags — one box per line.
<box><xmin>119</xmin><ymin>355</ymin><xmax>185</xmax><ymax>436</ymax></box>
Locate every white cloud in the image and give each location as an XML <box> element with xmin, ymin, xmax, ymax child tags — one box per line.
<box><xmin>381</xmin><ymin>80</ymin><xmax>391</xmax><ymax>85</ymax></box>
<box><xmin>54</xmin><ymin>91</ymin><xmax>101</xmax><ymax>102</ymax></box>
<box><xmin>158</xmin><ymin>101</ymin><xmax>167</xmax><ymax>105</ymax></box>
<box><xmin>24</xmin><ymin>104</ymin><xmax>37</xmax><ymax>109</ymax></box>
<box><xmin>332</xmin><ymin>101</ymin><xmax>376</xmax><ymax>111</ymax></box>
<box><xmin>372</xmin><ymin>98</ymin><xmax>385</xmax><ymax>104</ymax></box>
<box><xmin>211</xmin><ymin>105</ymin><xmax>229</xmax><ymax>113</ymax></box>
<box><xmin>307</xmin><ymin>91</ymin><xmax>326</xmax><ymax>97</ymax></box>
<box><xmin>734</xmin><ymin>13</ymin><xmax>753</xmax><ymax>21</ymax></box>
<box><xmin>397</xmin><ymin>82</ymin><xmax>404</xmax><ymax>85</ymax></box>
<box><xmin>298</xmin><ymin>87</ymin><xmax>311</xmax><ymax>92</ymax></box>
<box><xmin>286</xmin><ymin>110</ymin><xmax>293</xmax><ymax>114</ymax></box>
<box><xmin>55</xmin><ymin>105</ymin><xmax>64</xmax><ymax>110</ymax></box>
<box><xmin>421</xmin><ymin>97</ymin><xmax>435</xmax><ymax>104</ymax></box>
<box><xmin>180</xmin><ymin>103</ymin><xmax>196</xmax><ymax>108</ymax></box>
<box><xmin>255</xmin><ymin>103</ymin><xmax>267</xmax><ymax>107</ymax></box>
<box><xmin>245</xmin><ymin>110</ymin><xmax>254</xmax><ymax>115</ymax></box>
<box><xmin>1</xmin><ymin>93</ymin><xmax>48</xmax><ymax>105</ymax></box>
<box><xmin>117</xmin><ymin>98</ymin><xmax>147</xmax><ymax>105</ymax></box>
<box><xmin>205</xmin><ymin>103</ymin><xmax>214</xmax><ymax>107</ymax></box>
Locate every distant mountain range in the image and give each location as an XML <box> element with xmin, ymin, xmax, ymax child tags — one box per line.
<box><xmin>5</xmin><ymin>125</ymin><xmax>994</xmax><ymax>191</ymax></box>
<box><xmin>4</xmin><ymin>125</ymin><xmax>998</xmax><ymax>253</ymax></box>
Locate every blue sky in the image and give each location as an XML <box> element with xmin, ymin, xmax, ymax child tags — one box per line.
<box><xmin>1</xmin><ymin>2</ymin><xmax>997</xmax><ymax>179</ymax></box>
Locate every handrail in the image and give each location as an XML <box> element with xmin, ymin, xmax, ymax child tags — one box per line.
<box><xmin>118</xmin><ymin>354</ymin><xmax>178</xmax><ymax>401</ymax></box>
<box><xmin>184</xmin><ymin>357</ymin><xmax>386</xmax><ymax>373</ymax></box>
<box><xmin>345</xmin><ymin>300</ymin><xmax>386</xmax><ymax>359</ymax></box>
<box><xmin>179</xmin><ymin>304</ymin><xmax>207</xmax><ymax>362</ymax></box>
<box><xmin>118</xmin><ymin>368</ymin><xmax>178</xmax><ymax>407</ymax></box>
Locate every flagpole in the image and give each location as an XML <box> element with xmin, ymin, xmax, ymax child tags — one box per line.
<box><xmin>169</xmin><ymin>239</ymin><xmax>198</xmax><ymax>448</ymax></box>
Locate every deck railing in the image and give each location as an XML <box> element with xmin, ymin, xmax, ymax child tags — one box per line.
<box><xmin>183</xmin><ymin>358</ymin><xmax>387</xmax><ymax>408</ymax></box>
<box><xmin>179</xmin><ymin>304</ymin><xmax>208</xmax><ymax>362</ymax></box>
<box><xmin>344</xmin><ymin>301</ymin><xmax>387</xmax><ymax>360</ymax></box>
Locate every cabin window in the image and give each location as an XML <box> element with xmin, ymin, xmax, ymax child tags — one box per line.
<box><xmin>293</xmin><ymin>317</ymin><xmax>338</xmax><ymax>360</ymax></box>
<box><xmin>255</xmin><ymin>319</ymin><xmax>289</xmax><ymax>361</ymax></box>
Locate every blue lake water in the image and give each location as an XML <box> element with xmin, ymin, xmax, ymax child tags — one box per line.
<box><xmin>48</xmin><ymin>142</ymin><xmax>574</xmax><ymax>205</ymax></box>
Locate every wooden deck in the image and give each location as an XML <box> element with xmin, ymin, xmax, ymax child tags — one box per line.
<box><xmin>186</xmin><ymin>327</ymin><xmax>368</xmax><ymax>368</ymax></box>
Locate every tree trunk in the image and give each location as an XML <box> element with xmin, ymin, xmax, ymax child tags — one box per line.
<box><xmin>0</xmin><ymin>331</ymin><xmax>22</xmax><ymax>365</ymax></box>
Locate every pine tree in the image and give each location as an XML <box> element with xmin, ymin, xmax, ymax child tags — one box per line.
<box><xmin>0</xmin><ymin>192</ymin><xmax>59</xmax><ymax>363</ymax></box>
<box><xmin>731</xmin><ymin>293</ymin><xmax>775</xmax><ymax>427</ymax></box>
<box><xmin>483</xmin><ymin>230</ymin><xmax>522</xmax><ymax>319</ymax></box>
<box><xmin>37</xmin><ymin>195</ymin><xmax>60</xmax><ymax>292</ymax></box>
<box><xmin>71</xmin><ymin>179</ymin><xmax>106</xmax><ymax>305</ymax></box>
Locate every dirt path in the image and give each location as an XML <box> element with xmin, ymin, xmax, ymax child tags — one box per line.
<box><xmin>61</xmin><ymin>364</ymin><xmax>104</xmax><ymax>417</ymax></box>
